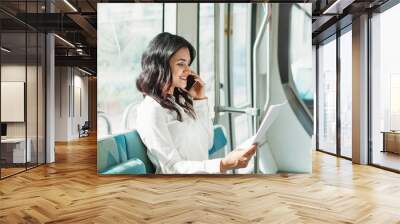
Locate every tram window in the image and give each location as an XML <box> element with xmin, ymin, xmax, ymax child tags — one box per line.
<box><xmin>228</xmin><ymin>3</ymin><xmax>253</xmax><ymax>149</ymax></box>
<box><xmin>164</xmin><ymin>3</ymin><xmax>177</xmax><ymax>34</ymax></box>
<box><xmin>230</xmin><ymin>3</ymin><xmax>252</xmax><ymax>108</ymax></box>
<box><xmin>289</xmin><ymin>4</ymin><xmax>313</xmax><ymax>114</ymax></box>
<box><xmin>233</xmin><ymin>114</ymin><xmax>252</xmax><ymax>146</ymax></box>
<box><xmin>199</xmin><ymin>3</ymin><xmax>215</xmax><ymax>116</ymax></box>
<box><xmin>97</xmin><ymin>3</ymin><xmax>163</xmax><ymax>138</ymax></box>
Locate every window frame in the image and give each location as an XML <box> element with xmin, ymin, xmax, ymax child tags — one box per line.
<box><xmin>314</xmin><ymin>21</ymin><xmax>353</xmax><ymax>160</ymax></box>
<box><xmin>368</xmin><ymin>0</ymin><xmax>400</xmax><ymax>173</ymax></box>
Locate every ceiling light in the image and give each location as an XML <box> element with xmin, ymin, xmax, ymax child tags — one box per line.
<box><xmin>322</xmin><ymin>0</ymin><xmax>354</xmax><ymax>15</ymax></box>
<box><xmin>1</xmin><ymin>47</ymin><xmax>11</xmax><ymax>53</ymax></box>
<box><xmin>54</xmin><ymin>34</ymin><xmax>75</xmax><ymax>48</ymax></box>
<box><xmin>63</xmin><ymin>0</ymin><xmax>78</xmax><ymax>12</ymax></box>
<box><xmin>78</xmin><ymin>67</ymin><xmax>92</xmax><ymax>76</ymax></box>
<box><xmin>76</xmin><ymin>48</ymin><xmax>85</xmax><ymax>55</ymax></box>
<box><xmin>323</xmin><ymin>0</ymin><xmax>341</xmax><ymax>14</ymax></box>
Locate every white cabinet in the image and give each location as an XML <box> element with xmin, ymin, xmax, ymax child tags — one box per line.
<box><xmin>1</xmin><ymin>138</ymin><xmax>32</xmax><ymax>163</ymax></box>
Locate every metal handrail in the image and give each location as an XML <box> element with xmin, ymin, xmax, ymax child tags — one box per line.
<box><xmin>252</xmin><ymin>3</ymin><xmax>271</xmax><ymax>173</ymax></box>
<box><xmin>97</xmin><ymin>110</ymin><xmax>112</xmax><ymax>135</ymax></box>
<box><xmin>121</xmin><ymin>102</ymin><xmax>138</xmax><ymax>130</ymax></box>
<box><xmin>216</xmin><ymin>106</ymin><xmax>260</xmax><ymax>117</ymax></box>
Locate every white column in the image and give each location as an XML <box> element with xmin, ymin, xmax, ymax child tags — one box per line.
<box><xmin>46</xmin><ymin>33</ymin><xmax>55</xmax><ymax>163</ymax></box>
<box><xmin>352</xmin><ymin>14</ymin><xmax>369</xmax><ymax>164</ymax></box>
<box><xmin>45</xmin><ymin>1</ymin><xmax>56</xmax><ymax>163</ymax></box>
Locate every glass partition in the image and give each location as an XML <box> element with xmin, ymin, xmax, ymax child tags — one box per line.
<box><xmin>38</xmin><ymin>32</ymin><xmax>45</xmax><ymax>165</ymax></box>
<box><xmin>164</xmin><ymin>3</ymin><xmax>177</xmax><ymax>34</ymax></box>
<box><xmin>0</xmin><ymin>1</ymin><xmax>46</xmax><ymax>179</ymax></box>
<box><xmin>1</xmin><ymin>31</ymin><xmax>28</xmax><ymax>177</ymax></box>
<box><xmin>27</xmin><ymin>31</ymin><xmax>38</xmax><ymax>169</ymax></box>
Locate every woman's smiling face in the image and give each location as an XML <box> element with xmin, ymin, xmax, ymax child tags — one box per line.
<box><xmin>168</xmin><ymin>47</ymin><xmax>191</xmax><ymax>93</ymax></box>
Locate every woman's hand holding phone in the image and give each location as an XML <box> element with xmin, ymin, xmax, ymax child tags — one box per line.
<box><xmin>184</xmin><ymin>70</ymin><xmax>207</xmax><ymax>100</ymax></box>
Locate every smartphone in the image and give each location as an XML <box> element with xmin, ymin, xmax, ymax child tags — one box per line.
<box><xmin>185</xmin><ymin>74</ymin><xmax>197</xmax><ymax>90</ymax></box>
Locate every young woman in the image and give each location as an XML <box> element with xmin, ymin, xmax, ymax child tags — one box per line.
<box><xmin>136</xmin><ymin>32</ymin><xmax>256</xmax><ymax>174</ymax></box>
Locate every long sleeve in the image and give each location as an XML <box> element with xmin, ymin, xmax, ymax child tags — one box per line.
<box><xmin>193</xmin><ymin>98</ymin><xmax>214</xmax><ymax>150</ymax></box>
<box><xmin>136</xmin><ymin>100</ymin><xmax>221</xmax><ymax>174</ymax></box>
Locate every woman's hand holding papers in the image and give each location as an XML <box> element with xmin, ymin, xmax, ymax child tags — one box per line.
<box><xmin>220</xmin><ymin>144</ymin><xmax>257</xmax><ymax>173</ymax></box>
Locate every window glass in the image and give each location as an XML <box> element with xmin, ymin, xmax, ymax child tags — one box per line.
<box><xmin>290</xmin><ymin>4</ymin><xmax>313</xmax><ymax>114</ymax></box>
<box><xmin>199</xmin><ymin>3</ymin><xmax>215</xmax><ymax>117</ymax></box>
<box><xmin>229</xmin><ymin>3</ymin><xmax>253</xmax><ymax>149</ymax></box>
<box><xmin>230</xmin><ymin>4</ymin><xmax>251</xmax><ymax>107</ymax></box>
<box><xmin>97</xmin><ymin>4</ymin><xmax>163</xmax><ymax>138</ymax></box>
<box><xmin>164</xmin><ymin>3</ymin><xmax>177</xmax><ymax>34</ymax></box>
<box><xmin>318</xmin><ymin>37</ymin><xmax>337</xmax><ymax>154</ymax></box>
<box><xmin>233</xmin><ymin>114</ymin><xmax>252</xmax><ymax>147</ymax></box>
<box><xmin>339</xmin><ymin>29</ymin><xmax>352</xmax><ymax>158</ymax></box>
<box><xmin>0</xmin><ymin>2</ymin><xmax>46</xmax><ymax>179</ymax></box>
<box><xmin>371</xmin><ymin>4</ymin><xmax>400</xmax><ymax>171</ymax></box>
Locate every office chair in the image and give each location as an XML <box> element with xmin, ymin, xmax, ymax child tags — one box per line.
<box><xmin>79</xmin><ymin>121</ymin><xmax>90</xmax><ymax>138</ymax></box>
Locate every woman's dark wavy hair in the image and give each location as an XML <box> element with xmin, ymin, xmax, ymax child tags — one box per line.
<box><xmin>136</xmin><ymin>32</ymin><xmax>197</xmax><ymax>121</ymax></box>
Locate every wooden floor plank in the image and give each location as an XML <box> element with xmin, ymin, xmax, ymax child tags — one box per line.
<box><xmin>0</xmin><ymin>135</ymin><xmax>399</xmax><ymax>223</ymax></box>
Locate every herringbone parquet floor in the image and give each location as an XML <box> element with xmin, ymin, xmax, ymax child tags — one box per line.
<box><xmin>1</xmin><ymin>135</ymin><xmax>400</xmax><ymax>223</ymax></box>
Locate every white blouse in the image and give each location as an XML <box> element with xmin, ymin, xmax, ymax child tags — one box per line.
<box><xmin>136</xmin><ymin>96</ymin><xmax>222</xmax><ymax>174</ymax></box>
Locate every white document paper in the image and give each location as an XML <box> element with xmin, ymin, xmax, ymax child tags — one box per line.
<box><xmin>239</xmin><ymin>101</ymin><xmax>286</xmax><ymax>148</ymax></box>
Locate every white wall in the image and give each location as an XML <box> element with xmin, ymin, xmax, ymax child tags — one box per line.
<box><xmin>1</xmin><ymin>63</ymin><xmax>47</xmax><ymax>163</ymax></box>
<box><xmin>72</xmin><ymin>73</ymin><xmax>89</xmax><ymax>137</ymax></box>
<box><xmin>55</xmin><ymin>66</ymin><xmax>68</xmax><ymax>141</ymax></box>
<box><xmin>1</xmin><ymin>65</ymin><xmax>39</xmax><ymax>138</ymax></box>
<box><xmin>55</xmin><ymin>67</ymin><xmax>89</xmax><ymax>141</ymax></box>
<box><xmin>1</xmin><ymin>65</ymin><xmax>26</xmax><ymax>136</ymax></box>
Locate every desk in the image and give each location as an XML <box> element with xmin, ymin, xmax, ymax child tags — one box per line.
<box><xmin>382</xmin><ymin>131</ymin><xmax>400</xmax><ymax>154</ymax></box>
<box><xmin>1</xmin><ymin>138</ymin><xmax>31</xmax><ymax>163</ymax></box>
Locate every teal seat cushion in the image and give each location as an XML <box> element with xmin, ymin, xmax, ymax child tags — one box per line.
<box><xmin>99</xmin><ymin>158</ymin><xmax>146</xmax><ymax>174</ymax></box>
<box><xmin>97</xmin><ymin>137</ymin><xmax>120</xmax><ymax>172</ymax></box>
<box><xmin>209</xmin><ymin>125</ymin><xmax>227</xmax><ymax>156</ymax></box>
<box><xmin>124</xmin><ymin>131</ymin><xmax>155</xmax><ymax>173</ymax></box>
<box><xmin>113</xmin><ymin>134</ymin><xmax>128</xmax><ymax>162</ymax></box>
